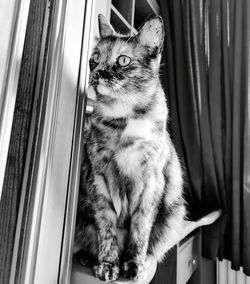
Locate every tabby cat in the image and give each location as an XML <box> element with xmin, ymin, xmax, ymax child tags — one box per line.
<box><xmin>74</xmin><ymin>14</ymin><xmax>186</xmax><ymax>282</ymax></box>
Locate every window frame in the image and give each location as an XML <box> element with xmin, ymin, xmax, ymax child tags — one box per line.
<box><xmin>0</xmin><ymin>0</ymin><xmax>31</xmax><ymax>199</ymax></box>
<box><xmin>9</xmin><ymin>0</ymin><xmax>95</xmax><ymax>283</ymax></box>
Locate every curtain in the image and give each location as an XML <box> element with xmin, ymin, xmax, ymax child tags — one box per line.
<box><xmin>158</xmin><ymin>0</ymin><xmax>250</xmax><ymax>276</ymax></box>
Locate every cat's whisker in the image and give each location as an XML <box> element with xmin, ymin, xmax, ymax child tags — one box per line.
<box><xmin>112</xmin><ymin>83</ymin><xmax>137</xmax><ymax>107</ymax></box>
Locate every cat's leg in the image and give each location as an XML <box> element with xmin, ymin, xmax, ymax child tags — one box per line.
<box><xmin>74</xmin><ymin>223</ymin><xmax>98</xmax><ymax>265</ymax></box>
<box><xmin>148</xmin><ymin>203</ymin><xmax>186</xmax><ymax>260</ymax></box>
<box><xmin>90</xmin><ymin>175</ymin><xmax>120</xmax><ymax>282</ymax></box>
<box><xmin>148</xmin><ymin>147</ymin><xmax>186</xmax><ymax>260</ymax></box>
<box><xmin>121</xmin><ymin>175</ymin><xmax>161</xmax><ymax>280</ymax></box>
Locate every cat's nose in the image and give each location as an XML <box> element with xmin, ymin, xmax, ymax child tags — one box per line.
<box><xmin>97</xmin><ymin>70</ymin><xmax>112</xmax><ymax>80</ymax></box>
<box><xmin>97</xmin><ymin>70</ymin><xmax>105</xmax><ymax>78</ymax></box>
<box><xmin>91</xmin><ymin>70</ymin><xmax>111</xmax><ymax>85</ymax></box>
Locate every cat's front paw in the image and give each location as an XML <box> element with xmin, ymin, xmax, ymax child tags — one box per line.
<box><xmin>121</xmin><ymin>260</ymin><xmax>146</xmax><ymax>280</ymax></box>
<box><xmin>93</xmin><ymin>262</ymin><xmax>119</xmax><ymax>282</ymax></box>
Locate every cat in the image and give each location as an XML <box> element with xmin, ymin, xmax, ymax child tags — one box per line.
<box><xmin>74</xmin><ymin>14</ymin><xmax>186</xmax><ymax>282</ymax></box>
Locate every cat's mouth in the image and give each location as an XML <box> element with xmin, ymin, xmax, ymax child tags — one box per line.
<box><xmin>90</xmin><ymin>71</ymin><xmax>123</xmax><ymax>98</ymax></box>
<box><xmin>90</xmin><ymin>74</ymin><xmax>115</xmax><ymax>97</ymax></box>
<box><xmin>95</xmin><ymin>81</ymin><xmax>113</xmax><ymax>97</ymax></box>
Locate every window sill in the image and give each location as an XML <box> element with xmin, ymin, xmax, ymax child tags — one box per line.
<box><xmin>71</xmin><ymin>210</ymin><xmax>221</xmax><ymax>283</ymax></box>
<box><xmin>71</xmin><ymin>257</ymin><xmax>157</xmax><ymax>284</ymax></box>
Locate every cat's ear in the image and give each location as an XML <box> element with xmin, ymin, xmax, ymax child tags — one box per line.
<box><xmin>98</xmin><ymin>14</ymin><xmax>114</xmax><ymax>38</ymax></box>
<box><xmin>137</xmin><ymin>16</ymin><xmax>164</xmax><ymax>56</ymax></box>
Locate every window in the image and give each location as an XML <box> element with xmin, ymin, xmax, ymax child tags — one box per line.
<box><xmin>7</xmin><ymin>0</ymin><xmax>95</xmax><ymax>283</ymax></box>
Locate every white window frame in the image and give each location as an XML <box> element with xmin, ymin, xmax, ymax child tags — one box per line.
<box><xmin>9</xmin><ymin>0</ymin><xmax>96</xmax><ymax>283</ymax></box>
<box><xmin>0</xmin><ymin>0</ymin><xmax>31</xmax><ymax>199</ymax></box>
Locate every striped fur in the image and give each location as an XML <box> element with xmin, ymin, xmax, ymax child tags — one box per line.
<box><xmin>74</xmin><ymin>14</ymin><xmax>186</xmax><ymax>282</ymax></box>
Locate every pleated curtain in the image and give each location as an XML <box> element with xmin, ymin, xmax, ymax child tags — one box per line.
<box><xmin>158</xmin><ymin>0</ymin><xmax>250</xmax><ymax>275</ymax></box>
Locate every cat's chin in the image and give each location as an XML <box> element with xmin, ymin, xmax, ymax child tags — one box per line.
<box><xmin>96</xmin><ymin>83</ymin><xmax>113</xmax><ymax>97</ymax></box>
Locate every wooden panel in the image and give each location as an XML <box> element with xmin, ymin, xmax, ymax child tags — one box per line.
<box><xmin>178</xmin><ymin>234</ymin><xmax>199</xmax><ymax>284</ymax></box>
<box><xmin>0</xmin><ymin>0</ymin><xmax>48</xmax><ymax>282</ymax></box>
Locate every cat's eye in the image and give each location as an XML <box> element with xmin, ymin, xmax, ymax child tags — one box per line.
<box><xmin>117</xmin><ymin>55</ymin><xmax>131</xmax><ymax>67</ymax></box>
<box><xmin>93</xmin><ymin>52</ymin><xmax>101</xmax><ymax>64</ymax></box>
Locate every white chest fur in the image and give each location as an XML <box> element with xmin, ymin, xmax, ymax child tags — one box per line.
<box><xmin>115</xmin><ymin>118</ymin><xmax>158</xmax><ymax>176</ymax></box>
<box><xmin>121</xmin><ymin>118</ymin><xmax>154</xmax><ymax>141</ymax></box>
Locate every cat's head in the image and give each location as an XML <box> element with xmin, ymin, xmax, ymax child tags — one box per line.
<box><xmin>89</xmin><ymin>14</ymin><xmax>164</xmax><ymax>110</ymax></box>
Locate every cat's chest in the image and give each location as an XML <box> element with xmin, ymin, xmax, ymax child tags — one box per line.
<box><xmin>120</xmin><ymin>118</ymin><xmax>154</xmax><ymax>141</ymax></box>
<box><xmin>93</xmin><ymin>117</ymin><xmax>155</xmax><ymax>150</ymax></box>
<box><xmin>91</xmin><ymin>117</ymin><xmax>158</xmax><ymax>177</ymax></box>
<box><xmin>116</xmin><ymin>118</ymin><xmax>157</xmax><ymax>176</ymax></box>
